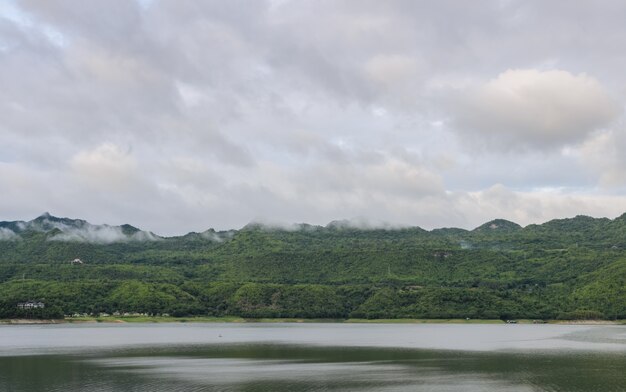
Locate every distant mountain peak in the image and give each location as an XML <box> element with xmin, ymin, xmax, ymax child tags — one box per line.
<box><xmin>242</xmin><ymin>222</ymin><xmax>266</xmax><ymax>231</ymax></box>
<box><xmin>326</xmin><ymin>219</ymin><xmax>352</xmax><ymax>229</ymax></box>
<box><xmin>430</xmin><ymin>227</ymin><xmax>469</xmax><ymax>235</ymax></box>
<box><xmin>120</xmin><ymin>224</ymin><xmax>141</xmax><ymax>235</ymax></box>
<box><xmin>473</xmin><ymin>219</ymin><xmax>521</xmax><ymax>232</ymax></box>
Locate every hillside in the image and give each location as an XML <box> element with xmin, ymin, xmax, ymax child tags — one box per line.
<box><xmin>0</xmin><ymin>213</ymin><xmax>624</xmax><ymax>320</ymax></box>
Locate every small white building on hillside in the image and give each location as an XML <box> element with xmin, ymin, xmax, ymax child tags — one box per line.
<box><xmin>17</xmin><ymin>301</ymin><xmax>45</xmax><ymax>309</ymax></box>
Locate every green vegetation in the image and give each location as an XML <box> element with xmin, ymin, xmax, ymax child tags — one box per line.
<box><xmin>0</xmin><ymin>214</ymin><xmax>625</xmax><ymax>320</ymax></box>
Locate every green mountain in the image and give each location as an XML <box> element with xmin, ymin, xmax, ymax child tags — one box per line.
<box><xmin>0</xmin><ymin>213</ymin><xmax>624</xmax><ymax>320</ymax></box>
<box><xmin>473</xmin><ymin>219</ymin><xmax>522</xmax><ymax>232</ymax></box>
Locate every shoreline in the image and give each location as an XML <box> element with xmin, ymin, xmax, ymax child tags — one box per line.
<box><xmin>1</xmin><ymin>317</ymin><xmax>624</xmax><ymax>325</ymax></box>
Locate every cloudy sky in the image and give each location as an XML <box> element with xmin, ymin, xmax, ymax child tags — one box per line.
<box><xmin>2</xmin><ymin>0</ymin><xmax>626</xmax><ymax>235</ymax></box>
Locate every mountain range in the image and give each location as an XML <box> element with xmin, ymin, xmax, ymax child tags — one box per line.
<box><xmin>0</xmin><ymin>212</ymin><xmax>624</xmax><ymax>320</ymax></box>
<box><xmin>3</xmin><ymin>211</ymin><xmax>626</xmax><ymax>243</ymax></box>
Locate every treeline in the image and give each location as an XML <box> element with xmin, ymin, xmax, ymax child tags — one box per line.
<box><xmin>0</xmin><ymin>279</ymin><xmax>622</xmax><ymax>320</ymax></box>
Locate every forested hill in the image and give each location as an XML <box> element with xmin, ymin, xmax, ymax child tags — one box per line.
<box><xmin>0</xmin><ymin>213</ymin><xmax>625</xmax><ymax>320</ymax></box>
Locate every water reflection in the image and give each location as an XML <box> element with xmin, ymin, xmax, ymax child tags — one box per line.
<box><xmin>0</xmin><ymin>324</ymin><xmax>625</xmax><ymax>391</ymax></box>
<box><xmin>1</xmin><ymin>323</ymin><xmax>625</xmax><ymax>355</ymax></box>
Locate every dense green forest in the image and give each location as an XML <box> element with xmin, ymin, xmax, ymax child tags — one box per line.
<box><xmin>0</xmin><ymin>213</ymin><xmax>624</xmax><ymax>320</ymax></box>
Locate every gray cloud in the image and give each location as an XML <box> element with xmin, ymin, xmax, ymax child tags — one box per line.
<box><xmin>2</xmin><ymin>1</ymin><xmax>626</xmax><ymax>234</ymax></box>
<box><xmin>578</xmin><ymin>124</ymin><xmax>626</xmax><ymax>187</ymax></box>
<box><xmin>452</xmin><ymin>184</ymin><xmax>626</xmax><ymax>229</ymax></box>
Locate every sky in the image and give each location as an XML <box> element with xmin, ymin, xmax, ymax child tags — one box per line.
<box><xmin>2</xmin><ymin>0</ymin><xmax>626</xmax><ymax>235</ymax></box>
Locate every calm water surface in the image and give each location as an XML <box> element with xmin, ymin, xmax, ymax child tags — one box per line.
<box><xmin>0</xmin><ymin>323</ymin><xmax>624</xmax><ymax>391</ymax></box>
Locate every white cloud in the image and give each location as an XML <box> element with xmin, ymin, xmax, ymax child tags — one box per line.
<box><xmin>0</xmin><ymin>228</ymin><xmax>19</xmax><ymax>240</ymax></box>
<box><xmin>451</xmin><ymin>69</ymin><xmax>619</xmax><ymax>150</ymax></box>
<box><xmin>48</xmin><ymin>224</ymin><xmax>159</xmax><ymax>243</ymax></box>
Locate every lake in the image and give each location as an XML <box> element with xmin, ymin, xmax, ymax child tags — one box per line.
<box><xmin>0</xmin><ymin>323</ymin><xmax>624</xmax><ymax>391</ymax></box>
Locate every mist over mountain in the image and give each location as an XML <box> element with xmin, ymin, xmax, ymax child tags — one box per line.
<box><xmin>0</xmin><ymin>213</ymin><xmax>160</xmax><ymax>244</ymax></box>
<box><xmin>3</xmin><ymin>212</ymin><xmax>625</xmax><ymax>243</ymax></box>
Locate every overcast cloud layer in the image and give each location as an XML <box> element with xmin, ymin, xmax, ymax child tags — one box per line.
<box><xmin>2</xmin><ymin>0</ymin><xmax>626</xmax><ymax>235</ymax></box>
